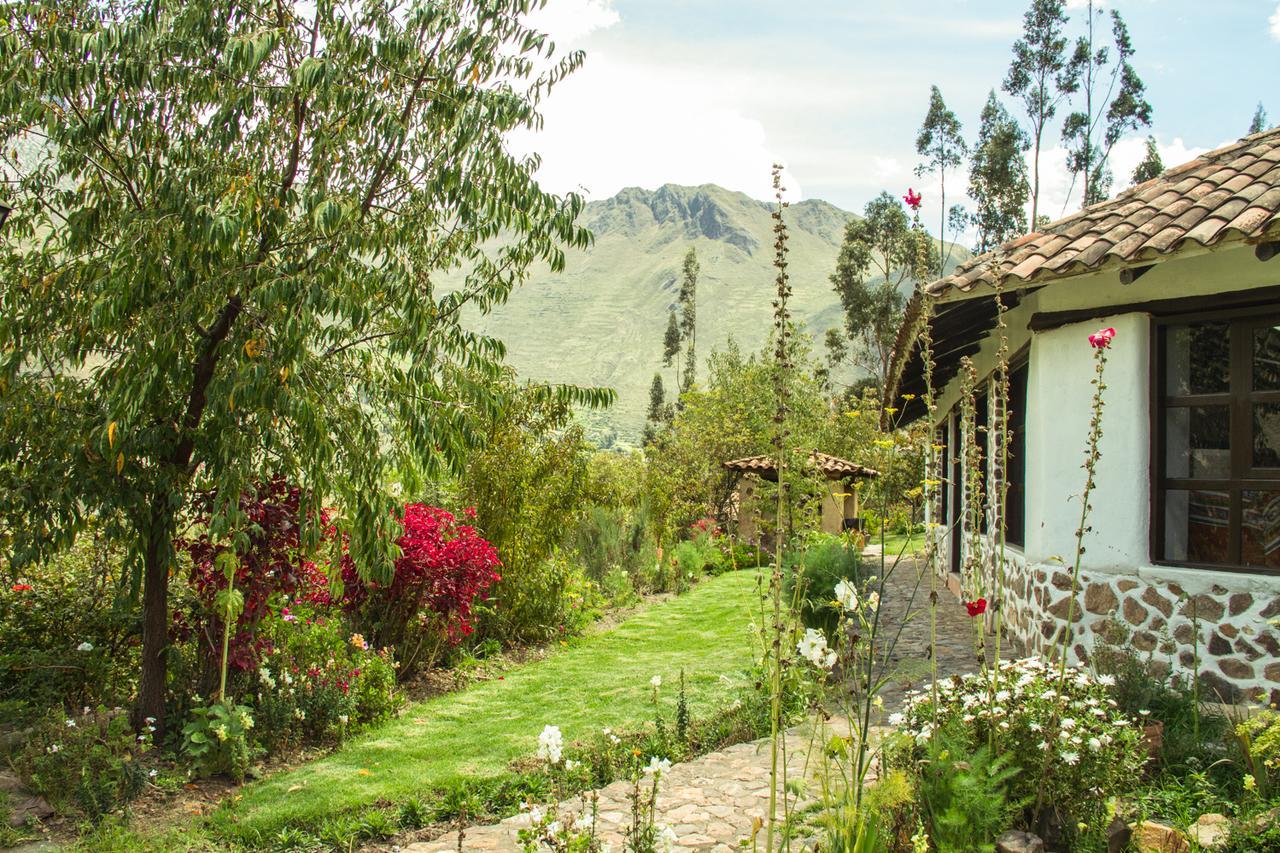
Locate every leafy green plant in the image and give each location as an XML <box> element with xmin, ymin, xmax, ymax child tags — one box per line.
<box><xmin>181</xmin><ymin>700</ymin><xmax>255</xmax><ymax>782</ymax></box>
<box><xmin>12</xmin><ymin>707</ymin><xmax>150</xmax><ymax>822</ymax></box>
<box><xmin>1236</xmin><ymin>708</ymin><xmax>1280</xmax><ymax>799</ymax></box>
<box><xmin>917</xmin><ymin>729</ymin><xmax>1024</xmax><ymax>851</ymax></box>
<box><xmin>785</xmin><ymin>532</ymin><xmax>864</xmax><ymax>637</ymax></box>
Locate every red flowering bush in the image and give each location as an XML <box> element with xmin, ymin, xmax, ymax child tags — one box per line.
<box><xmin>339</xmin><ymin>503</ymin><xmax>501</xmax><ymax>674</ymax></box>
<box><xmin>690</xmin><ymin>516</ymin><xmax>723</xmax><ymax>539</ymax></box>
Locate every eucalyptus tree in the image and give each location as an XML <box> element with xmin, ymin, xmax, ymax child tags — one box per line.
<box><xmin>0</xmin><ymin>0</ymin><xmax>610</xmax><ymax>730</ymax></box>
<box><xmin>1251</xmin><ymin>103</ymin><xmax>1269</xmax><ymax>135</ymax></box>
<box><xmin>677</xmin><ymin>247</ymin><xmax>699</xmax><ymax>392</ymax></box>
<box><xmin>914</xmin><ymin>86</ymin><xmax>967</xmax><ymax>275</ymax></box>
<box><xmin>1003</xmin><ymin>0</ymin><xmax>1075</xmax><ymax>232</ymax></box>
<box><xmin>969</xmin><ymin>91</ymin><xmax>1031</xmax><ymax>253</ymax></box>
<box><xmin>1131</xmin><ymin>136</ymin><xmax>1164</xmax><ymax>184</ymax></box>
<box><xmin>1061</xmin><ymin>1</ymin><xmax>1153</xmax><ymax>206</ymax></box>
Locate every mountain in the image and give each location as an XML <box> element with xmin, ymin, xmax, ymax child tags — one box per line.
<box><xmin>467</xmin><ymin>183</ymin><xmax>944</xmax><ymax>446</ymax></box>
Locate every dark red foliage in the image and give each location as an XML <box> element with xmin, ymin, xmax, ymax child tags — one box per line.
<box><xmin>181</xmin><ymin>478</ymin><xmax>320</xmax><ymax>671</ymax></box>
<box><xmin>338</xmin><ymin>503</ymin><xmax>501</xmax><ymax>645</ymax></box>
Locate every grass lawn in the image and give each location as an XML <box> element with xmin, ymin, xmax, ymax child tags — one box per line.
<box><xmin>870</xmin><ymin>531</ymin><xmax>925</xmax><ymax>558</ymax></box>
<box><xmin>215</xmin><ymin>570</ymin><xmax>764</xmax><ymax>842</ymax></box>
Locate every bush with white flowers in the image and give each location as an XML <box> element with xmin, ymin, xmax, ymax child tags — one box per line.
<box><xmin>890</xmin><ymin>657</ymin><xmax>1146</xmax><ymax>831</ymax></box>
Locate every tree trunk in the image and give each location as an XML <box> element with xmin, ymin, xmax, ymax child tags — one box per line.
<box><xmin>1031</xmin><ymin>128</ymin><xmax>1042</xmax><ymax>233</ymax></box>
<box><xmin>135</xmin><ymin>502</ymin><xmax>173</xmax><ymax>734</ymax></box>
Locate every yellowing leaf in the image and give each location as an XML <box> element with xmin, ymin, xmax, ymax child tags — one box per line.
<box><xmin>279</xmin><ymin>366</ymin><xmax>289</xmax><ymax>383</ymax></box>
<box><xmin>107</xmin><ymin>421</ymin><xmax>117</xmax><ymax>448</ymax></box>
<box><xmin>469</xmin><ymin>65</ymin><xmax>480</xmax><ymax>85</ymax></box>
<box><xmin>357</xmin><ymin>768</ymin><xmax>372</xmax><ymax>776</ymax></box>
<box><xmin>287</xmin><ymin>784</ymin><xmax>303</xmax><ymax>793</ymax></box>
<box><xmin>115</xmin><ymin>452</ymin><xmax>124</xmax><ymax>475</ymax></box>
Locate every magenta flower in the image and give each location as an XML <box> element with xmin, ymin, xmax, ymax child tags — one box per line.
<box><xmin>903</xmin><ymin>188</ymin><xmax>923</xmax><ymax>211</ymax></box>
<box><xmin>1088</xmin><ymin>327</ymin><xmax>1116</xmax><ymax>349</ymax></box>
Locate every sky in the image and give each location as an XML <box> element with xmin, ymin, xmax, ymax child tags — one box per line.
<box><xmin>516</xmin><ymin>0</ymin><xmax>1280</xmax><ymax>227</ymax></box>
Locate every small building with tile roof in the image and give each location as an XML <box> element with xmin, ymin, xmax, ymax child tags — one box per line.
<box><xmin>884</xmin><ymin>127</ymin><xmax>1280</xmax><ymax>708</ymax></box>
<box><xmin>723</xmin><ymin>451</ymin><xmax>878</xmax><ymax>545</ymax></box>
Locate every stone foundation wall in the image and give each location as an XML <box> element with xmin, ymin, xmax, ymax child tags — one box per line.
<box><xmin>931</xmin><ymin>530</ymin><xmax>1280</xmax><ymax>706</ymax></box>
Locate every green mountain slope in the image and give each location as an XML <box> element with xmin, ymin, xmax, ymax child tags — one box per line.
<box><xmin>468</xmin><ymin>183</ymin><xmax>953</xmax><ymax>445</ymax></box>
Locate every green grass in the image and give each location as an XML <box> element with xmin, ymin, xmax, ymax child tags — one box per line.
<box><xmin>868</xmin><ymin>531</ymin><xmax>925</xmax><ymax>558</ymax></box>
<box><xmin>215</xmin><ymin>570</ymin><xmax>764</xmax><ymax>842</ymax></box>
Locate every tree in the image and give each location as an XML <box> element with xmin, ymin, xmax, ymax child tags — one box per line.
<box><xmin>1003</xmin><ymin>0</ymin><xmax>1075</xmax><ymax>232</ymax></box>
<box><xmin>915</xmin><ymin>86</ymin><xmax>968</xmax><ymax>275</ymax></box>
<box><xmin>643</xmin><ymin>373</ymin><xmax>668</xmax><ymax>446</ymax></box>
<box><xmin>1061</xmin><ymin>1</ymin><xmax>1153</xmax><ymax>207</ymax></box>
<box><xmin>1131</xmin><ymin>136</ymin><xmax>1164</xmax><ymax>184</ymax></box>
<box><xmin>829</xmin><ymin>193</ymin><xmax>917</xmax><ymax>390</ymax></box>
<box><xmin>0</xmin><ymin>0</ymin><xmax>610</xmax><ymax>731</ymax></box>
<box><xmin>1250</xmin><ymin>102</ymin><xmax>1269</xmax><ymax>135</ymax></box>
<box><xmin>662</xmin><ymin>309</ymin><xmax>682</xmax><ymax>390</ymax></box>
<box><xmin>677</xmin><ymin>248</ymin><xmax>699</xmax><ymax>392</ymax></box>
<box><xmin>969</xmin><ymin>91</ymin><xmax>1031</xmax><ymax>253</ymax></box>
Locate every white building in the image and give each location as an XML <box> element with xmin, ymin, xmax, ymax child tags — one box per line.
<box><xmin>886</xmin><ymin>127</ymin><xmax>1280</xmax><ymax>706</ymax></box>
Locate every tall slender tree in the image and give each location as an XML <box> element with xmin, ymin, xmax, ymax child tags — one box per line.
<box><xmin>1004</xmin><ymin>0</ymin><xmax>1076</xmax><ymax>232</ymax></box>
<box><xmin>643</xmin><ymin>373</ymin><xmax>667</xmax><ymax>446</ymax></box>
<box><xmin>0</xmin><ymin>0</ymin><xmax>610</xmax><ymax>731</ymax></box>
<box><xmin>677</xmin><ymin>248</ymin><xmax>699</xmax><ymax>392</ymax></box>
<box><xmin>969</xmin><ymin>91</ymin><xmax>1031</xmax><ymax>253</ymax></box>
<box><xmin>663</xmin><ymin>309</ymin><xmax>682</xmax><ymax>390</ymax></box>
<box><xmin>1061</xmin><ymin>1</ymin><xmax>1153</xmax><ymax>207</ymax></box>
<box><xmin>1251</xmin><ymin>102</ymin><xmax>1269</xmax><ymax>135</ymax></box>
<box><xmin>1131</xmin><ymin>136</ymin><xmax>1164</xmax><ymax>184</ymax></box>
<box><xmin>915</xmin><ymin>86</ymin><xmax>968</xmax><ymax>275</ymax></box>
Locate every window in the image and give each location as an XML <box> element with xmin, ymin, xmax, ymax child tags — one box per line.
<box><xmin>1005</xmin><ymin>361</ymin><xmax>1029</xmax><ymax>547</ymax></box>
<box><xmin>1154</xmin><ymin>312</ymin><xmax>1280</xmax><ymax>574</ymax></box>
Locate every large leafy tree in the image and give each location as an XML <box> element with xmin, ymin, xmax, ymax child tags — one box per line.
<box><xmin>828</xmin><ymin>192</ymin><xmax>916</xmax><ymax>391</ymax></box>
<box><xmin>914</xmin><ymin>86</ymin><xmax>967</xmax><ymax>275</ymax></box>
<box><xmin>969</xmin><ymin>91</ymin><xmax>1031</xmax><ymax>253</ymax></box>
<box><xmin>1061</xmin><ymin>1</ymin><xmax>1153</xmax><ymax>206</ymax></box>
<box><xmin>1003</xmin><ymin>0</ymin><xmax>1076</xmax><ymax>232</ymax></box>
<box><xmin>0</xmin><ymin>0</ymin><xmax>609</xmax><ymax>730</ymax></box>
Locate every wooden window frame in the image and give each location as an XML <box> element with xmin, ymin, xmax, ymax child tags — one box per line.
<box><xmin>1151</xmin><ymin>304</ymin><xmax>1280</xmax><ymax>576</ymax></box>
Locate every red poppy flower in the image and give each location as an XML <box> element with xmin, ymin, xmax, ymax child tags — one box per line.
<box><xmin>965</xmin><ymin>598</ymin><xmax>987</xmax><ymax>617</ymax></box>
<box><xmin>10</xmin><ymin>583</ymin><xmax>32</xmax><ymax>592</ymax></box>
<box><xmin>903</xmin><ymin>188</ymin><xmax>923</xmax><ymax>211</ymax></box>
<box><xmin>1088</xmin><ymin>327</ymin><xmax>1116</xmax><ymax>349</ymax></box>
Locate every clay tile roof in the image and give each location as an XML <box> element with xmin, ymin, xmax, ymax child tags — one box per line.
<box><xmin>723</xmin><ymin>451</ymin><xmax>878</xmax><ymax>481</ymax></box>
<box><xmin>924</xmin><ymin>127</ymin><xmax>1280</xmax><ymax>297</ymax></box>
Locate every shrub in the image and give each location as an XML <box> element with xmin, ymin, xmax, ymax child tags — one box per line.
<box><xmin>892</xmin><ymin>657</ymin><xmax>1147</xmax><ymax>841</ymax></box>
<box><xmin>917</xmin><ymin>726</ymin><xmax>1024</xmax><ymax>850</ymax></box>
<box><xmin>250</xmin><ymin>614</ymin><xmax>401</xmax><ymax>754</ymax></box>
<box><xmin>12</xmin><ymin>706</ymin><xmax>150</xmax><ymax>821</ymax></box>
<box><xmin>671</xmin><ymin>537</ymin><xmax>723</xmax><ymax>579</ymax></box>
<box><xmin>1236</xmin><ymin>708</ymin><xmax>1280</xmax><ymax>798</ymax></box>
<box><xmin>179</xmin><ymin>479</ymin><xmax>323</xmax><ymax>680</ymax></box>
<box><xmin>339</xmin><ymin>503</ymin><xmax>501</xmax><ymax>673</ymax></box>
<box><xmin>784</xmin><ymin>533</ymin><xmax>863</xmax><ymax>637</ymax></box>
<box><xmin>0</xmin><ymin>533</ymin><xmax>139</xmax><ymax>724</ymax></box>
<box><xmin>181</xmin><ymin>700</ymin><xmax>255</xmax><ymax>782</ymax></box>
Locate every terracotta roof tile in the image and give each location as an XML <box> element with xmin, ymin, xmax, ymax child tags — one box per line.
<box><xmin>723</xmin><ymin>451</ymin><xmax>878</xmax><ymax>481</ymax></box>
<box><xmin>925</xmin><ymin>127</ymin><xmax>1280</xmax><ymax>296</ymax></box>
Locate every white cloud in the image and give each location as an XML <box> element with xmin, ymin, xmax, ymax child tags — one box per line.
<box><xmin>524</xmin><ymin>0</ymin><xmax>619</xmax><ymax>45</ymax></box>
<box><xmin>1271</xmin><ymin>3</ymin><xmax>1280</xmax><ymax>41</ymax></box>
<box><xmin>511</xmin><ymin>36</ymin><xmax>801</xmax><ymax>202</ymax></box>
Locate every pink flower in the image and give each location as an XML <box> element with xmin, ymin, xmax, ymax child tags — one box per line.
<box><xmin>280</xmin><ymin>606</ymin><xmax>296</xmax><ymax>623</ymax></box>
<box><xmin>965</xmin><ymin>598</ymin><xmax>987</xmax><ymax>617</ymax></box>
<box><xmin>903</xmin><ymin>188</ymin><xmax>923</xmax><ymax>211</ymax></box>
<box><xmin>1088</xmin><ymin>327</ymin><xmax>1116</xmax><ymax>349</ymax></box>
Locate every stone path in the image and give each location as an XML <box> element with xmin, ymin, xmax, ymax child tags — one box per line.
<box><xmin>403</xmin><ymin>557</ymin><xmax>1021</xmax><ymax>852</ymax></box>
<box><xmin>405</xmin><ymin>718</ymin><xmax>858</xmax><ymax>853</ymax></box>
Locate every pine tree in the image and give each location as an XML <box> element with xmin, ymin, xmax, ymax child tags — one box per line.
<box><xmin>1004</xmin><ymin>0</ymin><xmax>1075</xmax><ymax>233</ymax></box>
<box><xmin>643</xmin><ymin>373</ymin><xmax>667</xmax><ymax>445</ymax></box>
<box><xmin>678</xmin><ymin>248</ymin><xmax>699</xmax><ymax>391</ymax></box>
<box><xmin>969</xmin><ymin>91</ymin><xmax>1031</xmax><ymax>253</ymax></box>
<box><xmin>915</xmin><ymin>86</ymin><xmax>968</xmax><ymax>275</ymax></box>
<box><xmin>1131</xmin><ymin>136</ymin><xmax>1164</xmax><ymax>184</ymax></box>
<box><xmin>1062</xmin><ymin>1</ymin><xmax>1153</xmax><ymax>207</ymax></box>
<box><xmin>1250</xmin><ymin>102</ymin><xmax>1269</xmax><ymax>135</ymax></box>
